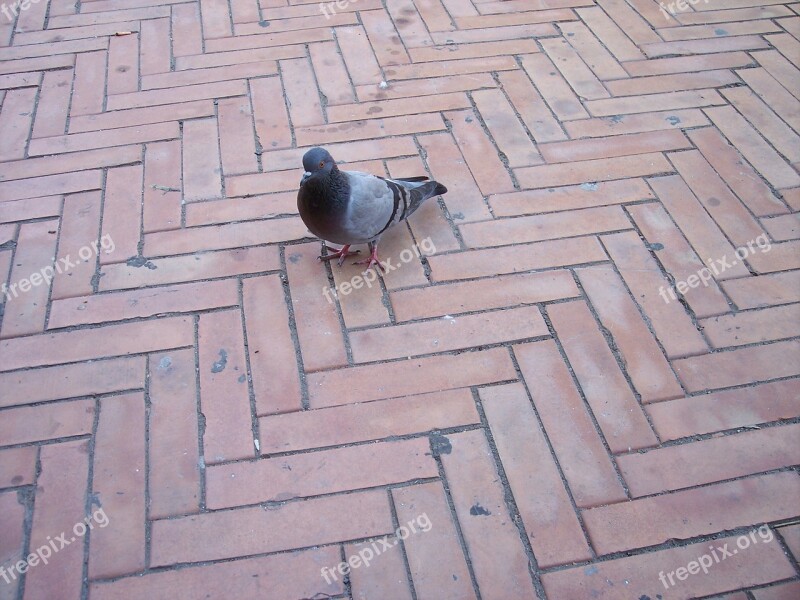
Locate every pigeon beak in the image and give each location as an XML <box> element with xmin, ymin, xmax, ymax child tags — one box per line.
<box><xmin>300</xmin><ymin>171</ymin><xmax>311</xmax><ymax>185</ymax></box>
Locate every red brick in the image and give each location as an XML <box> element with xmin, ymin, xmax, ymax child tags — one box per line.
<box><xmin>580</xmin><ymin>264</ymin><xmax>684</xmax><ymax>400</ymax></box>
<box><xmin>0</xmin><ymin>197</ymin><xmax>61</xmax><ymax>223</ymax></box>
<box><xmin>0</xmin><ymin>491</ymin><xmax>25</xmax><ymax>599</ymax></box>
<box><xmin>386</xmin><ymin>0</ymin><xmax>434</xmax><ymax>49</ymax></box>
<box><xmin>148</xmin><ymin>348</ymin><xmax>200</xmax><ymax>519</ymax></box>
<box><xmin>107</xmin><ymin>32</ymin><xmax>139</xmax><ymax>95</ymax></box>
<box><xmin>151</xmin><ymin>489</ymin><xmax>394</xmax><ymax>566</ymax></box>
<box><xmin>0</xmin><ymin>170</ymin><xmax>102</xmax><ymax>202</ymax></box>
<box><xmin>50</xmin><ymin>280</ymin><xmax>238</xmax><ymax>329</ymax></box>
<box><xmin>0</xmin><ymin>356</ymin><xmax>143</xmax><ymax>408</ymax></box>
<box><xmin>461</xmin><ymin>206</ymin><xmax>631</xmax><ymax>248</ymax></box>
<box><xmin>171</xmin><ymin>2</ymin><xmax>203</xmax><ymax>57</ymax></box>
<box><xmin>216</xmin><ymin>96</ymin><xmax>258</xmax><ymax>177</ymax></box>
<box><xmin>0</xmin><ymin>316</ymin><xmax>193</xmax><ymax>372</ymax></box>
<box><xmin>352</xmin><ymin>305</ymin><xmax>547</xmax><ymax>363</ymax></box>
<box><xmin>456</xmin><ymin>9</ymin><xmax>574</xmax><ymax>29</ymax></box>
<box><xmin>285</xmin><ymin>242</ymin><xmax>348</xmax><ymax>373</ymax></box>
<box><xmin>328</xmin><ymin>91</ymin><xmax>471</xmax><ymax>122</ymax></box>
<box><xmin>242</xmin><ymin>275</ymin><xmax>303</xmax><ymax>415</ymax></box>
<box><xmin>205</xmin><ymin>28</ymin><xmax>333</xmax><ymax>53</ymax></box>
<box><xmin>541</xmin><ymin>36</ymin><xmax>609</xmax><ymax>100</ymax></box>
<box><xmin>296</xmin><ymin>113</ymin><xmax>445</xmax><ymax>147</ymax></box>
<box><xmin>176</xmin><ymin>45</ymin><xmax>305</xmax><ymax>70</ymax></box>
<box><xmin>647</xmin><ymin>379</ymin><xmax>800</xmax><ymax>441</ymax></box>
<box><xmin>475</xmin><ymin>89</ymin><xmax>544</xmax><ymax>167</ymax></box>
<box><xmin>583</xmin><ymin>472</ymin><xmax>800</xmax><ymax>555</ymax></box>
<box><xmin>0</xmin><ymin>145</ymin><xmax>141</xmax><ymax>181</ymax></box>
<box><xmin>516</xmin><ymin>152</ymin><xmax>672</xmax><ymax>189</ymax></box>
<box><xmin>542</xmin><ymin>531</ymin><xmax>794</xmax><ymax>600</ymax></box>
<box><xmin>70</xmin><ymin>101</ymin><xmax>214</xmax><ymax>133</ymax></box>
<box><xmin>358</xmin><ymin>73</ymin><xmax>495</xmax><ymax>102</ymax></box>
<box><xmin>762</xmin><ymin>213</ymin><xmax>800</xmax><ymax>241</ymax></box>
<box><xmin>515</xmin><ymin>340</ymin><xmax>629</xmax><ymax>508</ymax></box>
<box><xmin>143</xmin><ymin>217</ymin><xmax>307</xmax><ymax>255</ymax></box>
<box><xmin>0</xmin><ymin>55</ymin><xmax>74</xmax><ymax>77</ymax></box>
<box><xmin>417</xmin><ymin>132</ymin><xmax>492</xmax><ymax>223</ymax></box>
<box><xmin>100</xmin><ymin>246</ymin><xmax>280</xmax><ymax>290</ymax></box>
<box><xmin>549</xmin><ymin>300</ymin><xmax>659</xmax><ymax>452</ymax></box>
<box><xmin>482</xmin><ymin>383</ymin><xmax>593</xmax><ymax>566</ymax></box>
<box><xmin>496</xmin><ymin>69</ymin><xmax>566</xmax><ymax>144</ymax></box>
<box><xmin>779</xmin><ymin>524</ymin><xmax>800</xmax><ymax>561</ymax></box>
<box><xmin>649</xmin><ymin>175</ymin><xmax>750</xmax><ymax>279</ymax></box>
<box><xmin>1</xmin><ymin>220</ymin><xmax>59</xmax><ymax>339</ymax></box>
<box><xmin>519</xmin><ymin>53</ymin><xmax>589</xmax><ymax>122</ymax></box>
<box><xmin>391</xmin><ymin>270</ymin><xmax>578</xmax><ymax>321</ymax></box>
<box><xmin>106</xmin><ymin>80</ymin><xmax>248</xmax><ymax>111</ymax></box>
<box><xmin>391</xmin><ymin>482</ymin><xmax>475</xmax><ymax>600</ymax></box>
<box><xmin>145</xmin><ymin>60</ymin><xmax>278</xmax><ymax>90</ymax></box>
<box><xmin>308</xmin><ymin>347</ymin><xmax>515</xmax><ymax>408</ymax></box>
<box><xmin>602</xmin><ymin>231</ymin><xmax>708</xmax><ymax>358</ymax></box>
<box><xmin>23</xmin><ymin>441</ymin><xmax>89</xmax><ymax>600</ymax></box>
<box><xmin>618</xmin><ymin>423</ymin><xmax>800</xmax><ymax>497</ymax></box>
<box><xmin>208</xmin><ymin>438</ymin><xmax>436</xmax><ymax>509</ymax></box>
<box><xmin>224</xmin><ymin>169</ymin><xmax>298</xmax><ymax>196</ymax></box>
<box><xmin>182</xmin><ymin>118</ymin><xmax>222</xmax><ymax>201</ymax></box>
<box><xmin>143</xmin><ymin>140</ymin><xmax>182</xmax><ymax>233</ymax></box>
<box><xmin>200</xmin><ymin>0</ymin><xmax>232</xmax><ymax>38</ymax></box>
<box><xmin>755</xmin><ymin>49</ymin><xmax>800</xmax><ymax>99</ymax></box>
<box><xmin>0</xmin><ymin>87</ymin><xmax>35</xmax><ymax>161</ymax></box>
<box><xmin>90</xmin><ymin>548</ymin><xmax>344</xmax><ymax>600</ymax></box>
<box><xmin>439</xmin><ymin>430</ymin><xmax>538</xmax><ymax>599</ymax></box>
<box><xmin>564</xmin><ymin>108</ymin><xmax>710</xmax><ymax>138</ymax></box>
<box><xmin>29</xmin><ymin>122</ymin><xmax>179</xmax><ymax>156</ymax></box>
<box><xmin>347</xmin><ymin>537</ymin><xmax>414</xmax><ymax>600</ymax></box>
<box><xmin>723</xmin><ymin>86</ymin><xmax>800</xmax><ymax>166</ymax></box>
<box><xmin>185</xmin><ymin>191</ymin><xmax>296</xmax><ymax>227</ymax></box>
<box><xmin>677</xmin><ymin>6</ymin><xmax>793</xmax><ymax>25</ymax></box>
<box><xmin>361</xmin><ymin>8</ymin><xmax>411</xmax><ymax>66</ymax></box>
<box><xmin>754</xmin><ymin>581</ymin><xmax>800</xmax><ymax>600</ymax></box>
<box><xmin>706</xmin><ymin>105</ymin><xmax>800</xmax><ymax>189</ymax></box>
<box><xmin>69</xmin><ymin>50</ymin><xmax>106</xmax><ymax>117</ymax></box>
<box><xmin>671</xmin><ymin>149</ymin><xmax>766</xmax><ymax>248</ymax></box>
<box><xmin>428</xmin><ymin>235</ymin><xmax>607</xmax><ymax>281</ymax></box>
<box><xmin>0</xmin><ymin>399</ymin><xmax>94</xmax><ymax>445</ymax></box>
<box><xmin>260</xmin><ymin>388</ymin><xmax>480</xmax><ymax>452</ymax></box>
<box><xmin>747</xmin><ymin>240</ymin><xmax>800</xmax><ymax>274</ymax></box>
<box><xmin>384</xmin><ymin>56</ymin><xmax>515</xmax><ymax>80</ymax></box>
<box><xmin>627</xmin><ymin>201</ymin><xmax>731</xmax><ymax>318</ymax></box>
<box><xmin>608</xmin><ymin>69</ymin><xmax>739</xmax><ymax>96</ymax></box>
<box><xmin>198</xmin><ymin>309</ymin><xmax>254</xmax><ymax>464</ymax></box>
<box><xmin>99</xmin><ymin>165</ymin><xmax>142</xmax><ymax>264</ymax></box>
<box><xmin>700</xmin><ymin>304</ymin><xmax>800</xmax><ymax>348</ymax></box>
<box><xmin>31</xmin><ymin>70</ymin><xmax>71</xmax><ymax>138</ymax></box>
<box><xmin>589</xmin><ymin>89</ymin><xmax>725</xmax><ymax>117</ymax></box>
<box><xmin>689</xmin><ymin>126</ymin><xmax>789</xmax><ymax>217</ymax></box>
<box><xmin>281</xmin><ymin>57</ymin><xmax>325</xmax><ymax>127</ymax></box>
<box><xmin>89</xmin><ymin>392</ymin><xmax>146</xmax><ymax>578</ymax></box>
<box><xmin>722</xmin><ymin>271</ymin><xmax>800</xmax><ymax>310</ymax></box>
<box><xmin>413</xmin><ymin>39</ymin><xmax>539</xmax><ymax>62</ymax></box>
<box><xmin>140</xmin><ymin>18</ymin><xmax>171</xmax><ymax>75</ymax></box>
<box><xmin>624</xmin><ymin>50</ymin><xmax>754</xmax><ymax>76</ymax></box>
<box><xmin>336</xmin><ymin>25</ymin><xmax>382</xmax><ymax>86</ymax></box>
<box><xmin>0</xmin><ymin>446</ymin><xmax>36</xmax><ymax>487</ymax></box>
<box><xmin>541</xmin><ymin>130</ymin><xmax>690</xmax><ymax>164</ymax></box>
<box><xmin>674</xmin><ymin>340</ymin><xmax>800</xmax><ymax>392</ymax></box>
<box><xmin>50</xmin><ymin>191</ymin><xmax>101</xmax><ymax>300</ymax></box>
<box><xmin>49</xmin><ymin>6</ymin><xmax>170</xmax><ymax>28</ymax></box>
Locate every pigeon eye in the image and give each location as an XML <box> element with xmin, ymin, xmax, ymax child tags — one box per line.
<box><xmin>319</xmin><ymin>161</ymin><xmax>325</xmax><ymax>168</ymax></box>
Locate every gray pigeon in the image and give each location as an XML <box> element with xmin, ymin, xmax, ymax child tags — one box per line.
<box><xmin>297</xmin><ymin>147</ymin><xmax>447</xmax><ymax>271</ymax></box>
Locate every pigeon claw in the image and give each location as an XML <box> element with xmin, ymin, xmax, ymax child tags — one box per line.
<box><xmin>353</xmin><ymin>242</ymin><xmax>384</xmax><ymax>273</ymax></box>
<box><xmin>318</xmin><ymin>245</ymin><xmax>359</xmax><ymax>266</ymax></box>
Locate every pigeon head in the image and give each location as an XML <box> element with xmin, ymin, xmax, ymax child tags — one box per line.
<box><xmin>301</xmin><ymin>147</ymin><xmax>336</xmax><ymax>184</ymax></box>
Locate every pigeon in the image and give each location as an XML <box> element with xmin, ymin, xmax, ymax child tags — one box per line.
<box><xmin>297</xmin><ymin>147</ymin><xmax>447</xmax><ymax>271</ymax></box>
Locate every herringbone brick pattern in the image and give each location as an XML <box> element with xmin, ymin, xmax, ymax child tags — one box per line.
<box><xmin>0</xmin><ymin>0</ymin><xmax>799</xmax><ymax>598</ymax></box>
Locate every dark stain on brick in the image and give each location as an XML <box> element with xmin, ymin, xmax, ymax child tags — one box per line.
<box><xmin>211</xmin><ymin>349</ymin><xmax>228</xmax><ymax>373</ymax></box>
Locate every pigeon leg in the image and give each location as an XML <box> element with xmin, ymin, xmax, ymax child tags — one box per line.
<box><xmin>353</xmin><ymin>241</ymin><xmax>385</xmax><ymax>273</ymax></box>
<box><xmin>319</xmin><ymin>244</ymin><xmax>359</xmax><ymax>266</ymax></box>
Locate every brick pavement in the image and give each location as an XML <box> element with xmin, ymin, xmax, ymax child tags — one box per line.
<box><xmin>0</xmin><ymin>0</ymin><xmax>799</xmax><ymax>599</ymax></box>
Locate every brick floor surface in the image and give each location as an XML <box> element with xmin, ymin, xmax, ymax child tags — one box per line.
<box><xmin>0</xmin><ymin>0</ymin><xmax>799</xmax><ymax>599</ymax></box>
